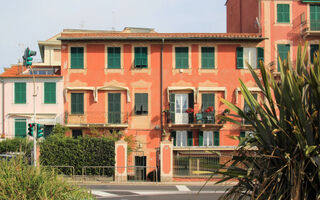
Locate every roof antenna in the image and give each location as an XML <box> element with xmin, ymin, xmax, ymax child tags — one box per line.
<box><xmin>112</xmin><ymin>11</ymin><xmax>116</xmax><ymax>31</ymax></box>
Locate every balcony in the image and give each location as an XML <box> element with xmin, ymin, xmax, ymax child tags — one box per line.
<box><xmin>165</xmin><ymin>110</ymin><xmax>223</xmax><ymax>130</ymax></box>
<box><xmin>65</xmin><ymin>111</ymin><xmax>128</xmax><ymax>129</ymax></box>
<box><xmin>300</xmin><ymin>15</ymin><xmax>320</xmax><ymax>38</ymax></box>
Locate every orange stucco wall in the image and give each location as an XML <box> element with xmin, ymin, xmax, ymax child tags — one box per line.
<box><xmin>61</xmin><ymin>39</ymin><xmax>262</xmax><ymax>168</ymax></box>
<box><xmin>227</xmin><ymin>0</ymin><xmax>318</xmax><ymax>70</ymax></box>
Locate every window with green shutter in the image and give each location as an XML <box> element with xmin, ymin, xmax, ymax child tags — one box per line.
<box><xmin>202</xmin><ymin>93</ymin><xmax>215</xmax><ymax>111</ymax></box>
<box><xmin>257</xmin><ymin>47</ymin><xmax>264</xmax><ymax>68</ymax></box>
<box><xmin>15</xmin><ymin>119</ymin><xmax>26</xmax><ymax>138</ymax></box>
<box><xmin>70</xmin><ymin>47</ymin><xmax>84</xmax><ymax>69</ymax></box>
<box><xmin>134</xmin><ymin>47</ymin><xmax>148</xmax><ymax>68</ymax></box>
<box><xmin>135</xmin><ymin>93</ymin><xmax>148</xmax><ymax>115</ymax></box>
<box><xmin>236</xmin><ymin>47</ymin><xmax>244</xmax><ymax>69</ymax></box>
<box><xmin>240</xmin><ymin>131</ymin><xmax>246</xmax><ymax>138</ymax></box>
<box><xmin>175</xmin><ymin>47</ymin><xmax>189</xmax><ymax>69</ymax></box>
<box><xmin>277</xmin><ymin>44</ymin><xmax>290</xmax><ymax>71</ymax></box>
<box><xmin>214</xmin><ymin>131</ymin><xmax>220</xmax><ymax>146</ymax></box>
<box><xmin>108</xmin><ymin>47</ymin><xmax>121</xmax><ymax>69</ymax></box>
<box><xmin>71</xmin><ymin>93</ymin><xmax>84</xmax><ymax>114</ymax></box>
<box><xmin>310</xmin><ymin>44</ymin><xmax>319</xmax><ymax>64</ymax></box>
<box><xmin>44</xmin><ymin>82</ymin><xmax>56</xmax><ymax>104</ymax></box>
<box><xmin>310</xmin><ymin>5</ymin><xmax>320</xmax><ymax>31</ymax></box>
<box><xmin>277</xmin><ymin>4</ymin><xmax>290</xmax><ymax>23</ymax></box>
<box><xmin>201</xmin><ymin>47</ymin><xmax>215</xmax><ymax>69</ymax></box>
<box><xmin>15</xmin><ymin>82</ymin><xmax>26</xmax><ymax>104</ymax></box>
<box><xmin>108</xmin><ymin>93</ymin><xmax>121</xmax><ymax>124</ymax></box>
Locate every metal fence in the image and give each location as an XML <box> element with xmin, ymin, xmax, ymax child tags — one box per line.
<box><xmin>173</xmin><ymin>155</ymin><xmax>220</xmax><ymax>177</ymax></box>
<box><xmin>127</xmin><ymin>166</ymin><xmax>158</xmax><ymax>182</ymax></box>
<box><xmin>41</xmin><ymin>165</ymin><xmax>159</xmax><ymax>182</ymax></box>
<box><xmin>42</xmin><ymin>166</ymin><xmax>75</xmax><ymax>178</ymax></box>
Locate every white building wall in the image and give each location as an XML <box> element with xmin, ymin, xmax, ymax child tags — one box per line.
<box><xmin>3</xmin><ymin>77</ymin><xmax>64</xmax><ymax>138</ymax></box>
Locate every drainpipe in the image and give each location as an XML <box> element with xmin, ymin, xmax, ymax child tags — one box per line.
<box><xmin>0</xmin><ymin>79</ymin><xmax>4</xmax><ymax>138</ymax></box>
<box><xmin>160</xmin><ymin>38</ymin><xmax>164</xmax><ymax>140</ymax></box>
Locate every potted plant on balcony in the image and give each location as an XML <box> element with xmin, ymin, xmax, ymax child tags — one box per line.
<box><xmin>186</xmin><ymin>108</ymin><xmax>194</xmax><ymax>123</ymax></box>
<box><xmin>204</xmin><ymin>106</ymin><xmax>215</xmax><ymax>123</ymax></box>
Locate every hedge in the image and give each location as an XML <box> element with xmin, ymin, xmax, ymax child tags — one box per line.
<box><xmin>40</xmin><ymin>136</ymin><xmax>115</xmax><ymax>175</ymax></box>
<box><xmin>0</xmin><ymin>138</ymin><xmax>33</xmax><ymax>159</ymax></box>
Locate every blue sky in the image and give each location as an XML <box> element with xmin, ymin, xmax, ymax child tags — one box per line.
<box><xmin>0</xmin><ymin>0</ymin><xmax>226</xmax><ymax>72</ymax></box>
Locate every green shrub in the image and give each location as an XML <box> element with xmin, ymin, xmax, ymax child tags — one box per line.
<box><xmin>0</xmin><ymin>158</ymin><xmax>93</xmax><ymax>200</ymax></box>
<box><xmin>0</xmin><ymin>138</ymin><xmax>32</xmax><ymax>159</ymax></box>
<box><xmin>40</xmin><ymin>136</ymin><xmax>115</xmax><ymax>175</ymax></box>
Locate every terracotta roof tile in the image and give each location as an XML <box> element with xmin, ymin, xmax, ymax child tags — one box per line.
<box><xmin>0</xmin><ymin>65</ymin><xmax>61</xmax><ymax>78</ymax></box>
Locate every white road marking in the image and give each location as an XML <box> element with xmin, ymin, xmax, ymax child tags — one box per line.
<box><xmin>91</xmin><ymin>190</ymin><xmax>119</xmax><ymax>197</ymax></box>
<box><xmin>176</xmin><ymin>185</ymin><xmax>191</xmax><ymax>191</ymax></box>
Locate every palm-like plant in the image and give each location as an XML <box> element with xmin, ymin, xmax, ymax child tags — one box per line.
<box><xmin>217</xmin><ymin>43</ymin><xmax>320</xmax><ymax>200</ymax></box>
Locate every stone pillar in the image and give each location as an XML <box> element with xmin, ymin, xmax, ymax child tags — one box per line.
<box><xmin>160</xmin><ymin>140</ymin><xmax>173</xmax><ymax>182</ymax></box>
<box><xmin>115</xmin><ymin>140</ymin><xmax>127</xmax><ymax>182</ymax></box>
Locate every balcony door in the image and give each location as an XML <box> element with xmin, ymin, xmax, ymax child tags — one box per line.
<box><xmin>175</xmin><ymin>94</ymin><xmax>188</xmax><ymax>124</ymax></box>
<box><xmin>108</xmin><ymin>93</ymin><xmax>121</xmax><ymax>124</ymax></box>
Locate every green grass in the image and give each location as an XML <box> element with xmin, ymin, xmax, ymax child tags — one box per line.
<box><xmin>0</xmin><ymin>157</ymin><xmax>94</xmax><ymax>200</ymax></box>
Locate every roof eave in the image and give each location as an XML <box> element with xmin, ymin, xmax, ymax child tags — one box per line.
<box><xmin>57</xmin><ymin>36</ymin><xmax>266</xmax><ymax>41</ymax></box>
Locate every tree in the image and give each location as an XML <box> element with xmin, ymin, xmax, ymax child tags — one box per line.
<box><xmin>216</xmin><ymin>44</ymin><xmax>320</xmax><ymax>200</ymax></box>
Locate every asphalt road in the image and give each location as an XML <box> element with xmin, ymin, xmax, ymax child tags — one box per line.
<box><xmin>80</xmin><ymin>184</ymin><xmax>229</xmax><ymax>200</ymax></box>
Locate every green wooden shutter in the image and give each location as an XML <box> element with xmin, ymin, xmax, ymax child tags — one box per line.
<box><xmin>175</xmin><ymin>47</ymin><xmax>189</xmax><ymax>69</ymax></box>
<box><xmin>214</xmin><ymin>131</ymin><xmax>220</xmax><ymax>146</ymax></box>
<box><xmin>236</xmin><ymin>47</ymin><xmax>244</xmax><ymax>69</ymax></box>
<box><xmin>171</xmin><ymin>131</ymin><xmax>176</xmax><ymax>146</ymax></box>
<box><xmin>15</xmin><ymin>119</ymin><xmax>26</xmax><ymax>138</ymax></box>
<box><xmin>277</xmin><ymin>4</ymin><xmax>290</xmax><ymax>23</ymax></box>
<box><xmin>108</xmin><ymin>93</ymin><xmax>121</xmax><ymax>123</ymax></box>
<box><xmin>257</xmin><ymin>47</ymin><xmax>264</xmax><ymax>68</ymax></box>
<box><xmin>310</xmin><ymin>5</ymin><xmax>320</xmax><ymax>31</ymax></box>
<box><xmin>187</xmin><ymin>131</ymin><xmax>193</xmax><ymax>146</ymax></box>
<box><xmin>240</xmin><ymin>131</ymin><xmax>246</xmax><ymax>138</ymax></box>
<box><xmin>277</xmin><ymin>44</ymin><xmax>290</xmax><ymax>71</ymax></box>
<box><xmin>201</xmin><ymin>47</ymin><xmax>215</xmax><ymax>69</ymax></box>
<box><xmin>169</xmin><ymin>93</ymin><xmax>175</xmax><ymax>123</ymax></box>
<box><xmin>310</xmin><ymin>44</ymin><xmax>319</xmax><ymax>64</ymax></box>
<box><xmin>199</xmin><ymin>131</ymin><xmax>203</xmax><ymax>146</ymax></box>
<box><xmin>44</xmin><ymin>82</ymin><xmax>56</xmax><ymax>104</ymax></box>
<box><xmin>135</xmin><ymin>47</ymin><xmax>148</xmax><ymax>68</ymax></box>
<box><xmin>71</xmin><ymin>47</ymin><xmax>84</xmax><ymax>69</ymax></box>
<box><xmin>71</xmin><ymin>93</ymin><xmax>84</xmax><ymax>114</ymax></box>
<box><xmin>142</xmin><ymin>93</ymin><xmax>148</xmax><ymax>113</ymax></box>
<box><xmin>15</xmin><ymin>82</ymin><xmax>26</xmax><ymax>104</ymax></box>
<box><xmin>108</xmin><ymin>47</ymin><xmax>121</xmax><ymax>69</ymax></box>
<box><xmin>135</xmin><ymin>93</ymin><xmax>141</xmax><ymax>114</ymax></box>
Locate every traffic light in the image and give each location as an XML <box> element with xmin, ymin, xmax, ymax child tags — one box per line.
<box><xmin>36</xmin><ymin>124</ymin><xmax>44</xmax><ymax>138</ymax></box>
<box><xmin>22</xmin><ymin>47</ymin><xmax>36</xmax><ymax>67</ymax></box>
<box><xmin>28</xmin><ymin>123</ymin><xmax>35</xmax><ymax>136</ymax></box>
